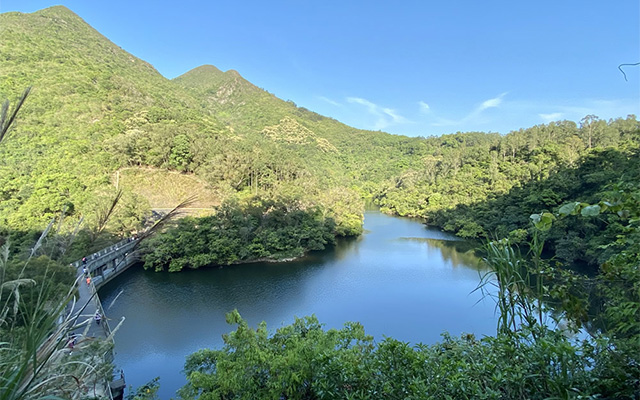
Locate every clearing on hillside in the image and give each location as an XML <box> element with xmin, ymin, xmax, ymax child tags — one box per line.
<box><xmin>114</xmin><ymin>168</ymin><xmax>220</xmax><ymax>216</ymax></box>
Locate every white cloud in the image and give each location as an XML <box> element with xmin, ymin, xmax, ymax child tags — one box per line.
<box><xmin>347</xmin><ymin>97</ymin><xmax>408</xmax><ymax>130</ymax></box>
<box><xmin>539</xmin><ymin>112</ymin><xmax>564</xmax><ymax>122</ymax></box>
<box><xmin>317</xmin><ymin>96</ymin><xmax>342</xmax><ymax>107</ymax></box>
<box><xmin>347</xmin><ymin>97</ymin><xmax>376</xmax><ymax>111</ymax></box>
<box><xmin>414</xmin><ymin>95</ymin><xmax>635</xmax><ymax>136</ymax></box>
<box><xmin>418</xmin><ymin>101</ymin><xmax>430</xmax><ymax>113</ymax></box>
<box><xmin>512</xmin><ymin>97</ymin><xmax>638</xmax><ymax>123</ymax></box>
<box><xmin>479</xmin><ymin>95</ymin><xmax>504</xmax><ymax>111</ymax></box>
<box><xmin>430</xmin><ymin>92</ymin><xmax>507</xmax><ymax>127</ymax></box>
<box><xmin>382</xmin><ymin>108</ymin><xmax>406</xmax><ymax>123</ymax></box>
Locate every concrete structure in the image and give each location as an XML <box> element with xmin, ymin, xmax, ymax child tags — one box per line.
<box><xmin>70</xmin><ymin>237</ymin><xmax>140</xmax><ymax>399</ymax></box>
<box><xmin>74</xmin><ymin>238</ymin><xmax>139</xmax><ymax>289</ymax></box>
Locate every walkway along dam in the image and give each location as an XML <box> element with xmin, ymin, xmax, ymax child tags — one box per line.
<box><xmin>68</xmin><ymin>237</ymin><xmax>139</xmax><ymax>399</ymax></box>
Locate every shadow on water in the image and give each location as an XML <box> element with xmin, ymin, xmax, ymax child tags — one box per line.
<box><xmin>101</xmin><ymin>234</ymin><xmax>362</xmax><ymax>319</ymax></box>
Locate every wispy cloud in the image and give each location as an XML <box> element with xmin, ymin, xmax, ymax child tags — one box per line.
<box><xmin>479</xmin><ymin>94</ymin><xmax>505</xmax><ymax>111</ymax></box>
<box><xmin>382</xmin><ymin>108</ymin><xmax>405</xmax><ymax>123</ymax></box>
<box><xmin>318</xmin><ymin>93</ymin><xmax>634</xmax><ymax>137</ymax></box>
<box><xmin>347</xmin><ymin>97</ymin><xmax>377</xmax><ymax>112</ymax></box>
<box><xmin>431</xmin><ymin>92</ymin><xmax>507</xmax><ymax>127</ymax></box>
<box><xmin>512</xmin><ymin>97</ymin><xmax>638</xmax><ymax>124</ymax></box>
<box><xmin>317</xmin><ymin>96</ymin><xmax>342</xmax><ymax>107</ymax></box>
<box><xmin>347</xmin><ymin>97</ymin><xmax>408</xmax><ymax>130</ymax></box>
<box><xmin>539</xmin><ymin>112</ymin><xmax>564</xmax><ymax>122</ymax></box>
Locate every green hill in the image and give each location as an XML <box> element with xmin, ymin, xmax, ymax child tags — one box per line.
<box><xmin>1</xmin><ymin>5</ymin><xmax>636</xmax><ymax>259</ymax></box>
<box><xmin>173</xmin><ymin>63</ymin><xmax>429</xmax><ymax>190</ymax></box>
<box><xmin>0</xmin><ymin>5</ymin><xmax>423</xmax><ymax>237</ymax></box>
<box><xmin>0</xmin><ymin>6</ymin><xmax>227</xmax><ymax>230</ymax></box>
<box><xmin>1</xmin><ymin>6</ymin><xmax>638</xmax><ymax>399</ymax></box>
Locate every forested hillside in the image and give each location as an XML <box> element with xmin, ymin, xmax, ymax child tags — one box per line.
<box><xmin>0</xmin><ymin>5</ymin><xmax>637</xmax><ymax>267</ymax></box>
<box><xmin>0</xmin><ymin>6</ymin><xmax>221</xmax><ymax>232</ymax></box>
<box><xmin>2</xmin><ymin>5</ymin><xmax>639</xmax><ymax>399</ymax></box>
<box><xmin>376</xmin><ymin>117</ymin><xmax>640</xmax><ymax>267</ymax></box>
<box><xmin>0</xmin><ymin>6</ymin><xmax>422</xmax><ymax>254</ymax></box>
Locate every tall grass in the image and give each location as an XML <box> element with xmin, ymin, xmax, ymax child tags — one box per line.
<box><xmin>0</xmin><ymin>89</ymin><xmax>114</xmax><ymax>399</ymax></box>
<box><xmin>1</xmin><ymin>260</ymin><xmax>113</xmax><ymax>399</ymax></box>
<box><xmin>476</xmin><ymin>233</ymin><xmax>550</xmax><ymax>338</ymax></box>
<box><xmin>1</xmin><ymin>89</ymin><xmax>198</xmax><ymax>399</ymax></box>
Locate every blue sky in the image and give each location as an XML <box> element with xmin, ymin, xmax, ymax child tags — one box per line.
<box><xmin>1</xmin><ymin>1</ymin><xmax>639</xmax><ymax>137</ymax></box>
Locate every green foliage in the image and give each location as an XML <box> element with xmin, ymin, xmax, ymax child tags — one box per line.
<box><xmin>0</xmin><ymin>91</ymin><xmax>115</xmax><ymax>400</ymax></box>
<box><xmin>127</xmin><ymin>378</ymin><xmax>161</xmax><ymax>400</ymax></box>
<box><xmin>428</xmin><ymin>144</ymin><xmax>638</xmax><ymax>266</ymax></box>
<box><xmin>523</xmin><ymin>186</ymin><xmax>640</xmax><ymax>397</ymax></box>
<box><xmin>178</xmin><ymin>310</ymin><xmax>618</xmax><ymax>400</ymax></box>
<box><xmin>479</xmin><ymin>239</ymin><xmax>544</xmax><ymax>336</ymax></box>
<box><xmin>1</xmin><ymin>254</ymin><xmax>75</xmax><ymax>322</ymax></box>
<box><xmin>142</xmin><ymin>196</ymin><xmax>347</xmax><ymax>272</ymax></box>
<box><xmin>375</xmin><ymin>118</ymin><xmax>638</xmax><ymax>266</ymax></box>
<box><xmin>530</xmin><ymin>212</ymin><xmax>555</xmax><ymax>231</ymax></box>
<box><xmin>179</xmin><ymin>311</ymin><xmax>371</xmax><ymax>400</ymax></box>
<box><xmin>585</xmin><ymin>184</ymin><xmax>640</xmax><ymax>395</ymax></box>
<box><xmin>169</xmin><ymin>134</ymin><xmax>193</xmax><ymax>172</ymax></box>
<box><xmin>0</xmin><ymin>244</ymin><xmax>116</xmax><ymax>399</ymax></box>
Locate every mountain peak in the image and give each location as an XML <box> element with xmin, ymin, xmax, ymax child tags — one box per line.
<box><xmin>174</xmin><ymin>64</ymin><xmax>225</xmax><ymax>83</ymax></box>
<box><xmin>194</xmin><ymin>64</ymin><xmax>224</xmax><ymax>74</ymax></box>
<box><xmin>173</xmin><ymin>65</ymin><xmax>256</xmax><ymax>96</ymax></box>
<box><xmin>2</xmin><ymin>5</ymin><xmax>84</xmax><ymax>24</ymax></box>
<box><xmin>33</xmin><ymin>5</ymin><xmax>80</xmax><ymax>19</ymax></box>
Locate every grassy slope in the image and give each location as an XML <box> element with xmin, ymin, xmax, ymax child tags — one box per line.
<box><xmin>115</xmin><ymin>167</ymin><xmax>220</xmax><ymax>211</ymax></box>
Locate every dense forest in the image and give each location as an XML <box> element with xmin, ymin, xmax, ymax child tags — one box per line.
<box><xmin>0</xmin><ymin>5</ymin><xmax>638</xmax><ymax>400</ymax></box>
<box><xmin>376</xmin><ymin>117</ymin><xmax>640</xmax><ymax>268</ymax></box>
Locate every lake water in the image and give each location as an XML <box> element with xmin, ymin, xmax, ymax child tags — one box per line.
<box><xmin>99</xmin><ymin>210</ymin><xmax>498</xmax><ymax>398</ymax></box>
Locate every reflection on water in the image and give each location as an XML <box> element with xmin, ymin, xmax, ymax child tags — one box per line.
<box><xmin>99</xmin><ymin>211</ymin><xmax>497</xmax><ymax>399</ymax></box>
<box><xmin>399</xmin><ymin>237</ymin><xmax>484</xmax><ymax>270</ymax></box>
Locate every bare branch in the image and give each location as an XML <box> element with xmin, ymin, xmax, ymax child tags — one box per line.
<box><xmin>133</xmin><ymin>195</ymin><xmax>199</xmax><ymax>249</ymax></box>
<box><xmin>0</xmin><ymin>87</ymin><xmax>31</xmax><ymax>143</ymax></box>
<box><xmin>618</xmin><ymin>62</ymin><xmax>640</xmax><ymax>82</ymax></box>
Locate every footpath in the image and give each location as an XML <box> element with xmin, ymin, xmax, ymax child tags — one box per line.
<box><xmin>65</xmin><ymin>238</ymin><xmax>138</xmax><ymax>399</ymax></box>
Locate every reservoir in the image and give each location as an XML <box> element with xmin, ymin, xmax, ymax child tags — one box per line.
<box><xmin>99</xmin><ymin>210</ymin><xmax>498</xmax><ymax>398</ymax></box>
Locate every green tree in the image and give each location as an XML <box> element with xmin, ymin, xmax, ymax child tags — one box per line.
<box><xmin>169</xmin><ymin>134</ymin><xmax>193</xmax><ymax>172</ymax></box>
